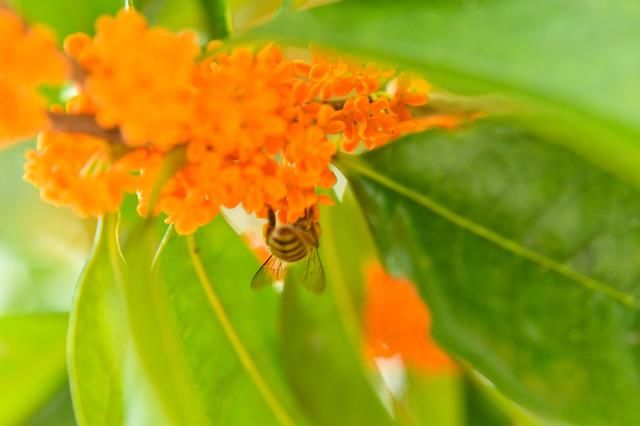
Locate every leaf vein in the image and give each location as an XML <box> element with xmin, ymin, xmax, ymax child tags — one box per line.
<box><xmin>186</xmin><ymin>235</ymin><xmax>296</xmax><ymax>426</ymax></box>
<box><xmin>337</xmin><ymin>155</ymin><xmax>639</xmax><ymax>309</ymax></box>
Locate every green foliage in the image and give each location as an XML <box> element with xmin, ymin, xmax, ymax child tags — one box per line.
<box><xmin>336</xmin><ymin>121</ymin><xmax>640</xmax><ymax>425</ymax></box>
<box><xmin>282</xmin><ymin>192</ymin><xmax>393</xmax><ymax>426</ymax></box>
<box><xmin>198</xmin><ymin>0</ymin><xmax>231</xmax><ymax>38</ymax></box>
<box><xmin>9</xmin><ymin>0</ymin><xmax>122</xmax><ymax>37</ymax></box>
<box><xmin>152</xmin><ymin>217</ymin><xmax>307</xmax><ymax>425</ymax></box>
<box><xmin>0</xmin><ymin>314</ymin><xmax>68</xmax><ymax>425</ymax></box>
<box><xmin>27</xmin><ymin>383</ymin><xmax>77</xmax><ymax>426</ymax></box>
<box><xmin>67</xmin><ymin>216</ymin><xmax>126</xmax><ymax>425</ymax></box>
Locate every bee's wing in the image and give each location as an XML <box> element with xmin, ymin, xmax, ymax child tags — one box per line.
<box><xmin>251</xmin><ymin>255</ymin><xmax>285</xmax><ymax>290</ymax></box>
<box><xmin>301</xmin><ymin>249</ymin><xmax>326</xmax><ymax>293</ymax></box>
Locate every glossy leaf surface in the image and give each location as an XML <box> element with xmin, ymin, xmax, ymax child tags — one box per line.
<box><xmin>152</xmin><ymin>216</ymin><xmax>307</xmax><ymax>425</ymax></box>
<box><xmin>67</xmin><ymin>216</ymin><xmax>126</xmax><ymax>426</ymax></box>
<box><xmin>338</xmin><ymin>121</ymin><xmax>640</xmax><ymax>425</ymax></box>
<box><xmin>282</xmin><ymin>191</ymin><xmax>394</xmax><ymax>426</ymax></box>
<box><xmin>0</xmin><ymin>313</ymin><xmax>68</xmax><ymax>425</ymax></box>
<box><xmin>246</xmin><ymin>0</ymin><xmax>640</xmax><ymax>187</ymax></box>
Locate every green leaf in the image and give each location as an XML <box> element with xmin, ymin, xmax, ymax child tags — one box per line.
<box><xmin>227</xmin><ymin>0</ymin><xmax>282</xmax><ymax>32</ymax></box>
<box><xmin>67</xmin><ymin>215</ymin><xmax>126</xmax><ymax>426</ymax></box>
<box><xmin>244</xmin><ymin>0</ymin><xmax>640</xmax><ymax>188</ymax></box>
<box><xmin>69</xmin><ymin>215</ymin><xmax>166</xmax><ymax>426</ymax></box>
<box><xmin>141</xmin><ymin>0</ymin><xmax>210</xmax><ymax>34</ymax></box>
<box><xmin>282</xmin><ymin>190</ymin><xmax>394</xmax><ymax>426</ymax></box>
<box><xmin>395</xmin><ymin>372</ymin><xmax>465</xmax><ymax>426</ymax></box>
<box><xmin>337</xmin><ymin>121</ymin><xmax>640</xmax><ymax>425</ymax></box>
<box><xmin>142</xmin><ymin>0</ymin><xmax>231</xmax><ymax>37</ymax></box>
<box><xmin>0</xmin><ymin>313</ymin><xmax>68</xmax><ymax>425</ymax></box>
<box><xmin>463</xmin><ymin>375</ymin><xmax>512</xmax><ymax>426</ymax></box>
<box><xmin>150</xmin><ymin>216</ymin><xmax>307</xmax><ymax>425</ymax></box>
<box><xmin>198</xmin><ymin>0</ymin><xmax>231</xmax><ymax>38</ymax></box>
<box><xmin>27</xmin><ymin>382</ymin><xmax>77</xmax><ymax>426</ymax></box>
<box><xmin>464</xmin><ymin>372</ymin><xmax>559</xmax><ymax>426</ymax></box>
<box><xmin>10</xmin><ymin>0</ymin><xmax>122</xmax><ymax>37</ymax></box>
<box><xmin>120</xmin><ymin>218</ymin><xmax>209</xmax><ymax>425</ymax></box>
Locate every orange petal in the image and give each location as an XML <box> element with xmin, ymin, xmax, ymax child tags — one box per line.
<box><xmin>330</xmin><ymin>77</ymin><xmax>355</xmax><ymax>97</ymax></box>
<box><xmin>403</xmin><ymin>92</ymin><xmax>428</xmax><ymax>106</ymax></box>
<box><xmin>353</xmin><ymin>96</ymin><xmax>370</xmax><ymax>114</ymax></box>
<box><xmin>316</xmin><ymin>194</ymin><xmax>335</xmax><ymax>206</ymax></box>
<box><xmin>293</xmin><ymin>60</ymin><xmax>312</xmax><ymax>76</ymax></box>
<box><xmin>316</xmin><ymin>104</ymin><xmax>335</xmax><ymax>126</ymax></box>
<box><xmin>309</xmin><ymin>63</ymin><xmax>332</xmax><ymax>81</ymax></box>
<box><xmin>326</xmin><ymin>120</ymin><xmax>346</xmax><ymax>134</ymax></box>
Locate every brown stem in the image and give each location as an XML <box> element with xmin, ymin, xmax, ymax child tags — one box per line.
<box><xmin>47</xmin><ymin>112</ymin><xmax>124</xmax><ymax>144</ymax></box>
<box><xmin>67</xmin><ymin>57</ymin><xmax>87</xmax><ymax>84</ymax></box>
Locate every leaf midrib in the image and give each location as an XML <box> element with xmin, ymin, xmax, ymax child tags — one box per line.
<box><xmin>186</xmin><ymin>235</ymin><xmax>296</xmax><ymax>426</ymax></box>
<box><xmin>67</xmin><ymin>216</ymin><xmax>125</xmax><ymax>426</ymax></box>
<box><xmin>335</xmin><ymin>155</ymin><xmax>639</xmax><ymax>309</ymax></box>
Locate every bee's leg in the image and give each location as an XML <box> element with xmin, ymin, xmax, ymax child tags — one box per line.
<box><xmin>263</xmin><ymin>206</ymin><xmax>276</xmax><ymax>240</ymax></box>
<box><xmin>267</xmin><ymin>206</ymin><xmax>276</xmax><ymax>228</ymax></box>
<box><xmin>306</xmin><ymin>204</ymin><xmax>318</xmax><ymax>225</ymax></box>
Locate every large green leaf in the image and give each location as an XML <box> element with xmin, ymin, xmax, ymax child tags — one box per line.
<box><xmin>151</xmin><ymin>216</ymin><xmax>307</xmax><ymax>425</ymax></box>
<box><xmin>10</xmin><ymin>0</ymin><xmax>122</xmax><ymax>37</ymax></box>
<box><xmin>336</xmin><ymin>121</ymin><xmax>640</xmax><ymax>425</ymax></box>
<box><xmin>282</xmin><ymin>191</ymin><xmax>394</xmax><ymax>426</ymax></box>
<box><xmin>245</xmin><ymin>0</ymin><xmax>640</xmax><ymax>188</ymax></box>
<box><xmin>0</xmin><ymin>313</ymin><xmax>68</xmax><ymax>425</ymax></box>
<box><xmin>120</xmin><ymin>218</ymin><xmax>209</xmax><ymax>425</ymax></box>
<box><xmin>69</xmin><ymin>214</ymin><xmax>167</xmax><ymax>426</ymax></box>
<box><xmin>67</xmin><ymin>216</ymin><xmax>126</xmax><ymax>426</ymax></box>
<box><xmin>27</xmin><ymin>383</ymin><xmax>77</xmax><ymax>426</ymax></box>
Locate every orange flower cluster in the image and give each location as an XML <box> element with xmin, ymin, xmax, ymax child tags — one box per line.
<box><xmin>16</xmin><ymin>8</ymin><xmax>436</xmax><ymax>234</ymax></box>
<box><xmin>0</xmin><ymin>9</ymin><xmax>67</xmax><ymax>144</ymax></box>
<box><xmin>64</xmin><ymin>10</ymin><xmax>200</xmax><ymax>151</ymax></box>
<box><xmin>364</xmin><ymin>263</ymin><xmax>457</xmax><ymax>374</ymax></box>
<box><xmin>24</xmin><ymin>130</ymin><xmax>142</xmax><ymax>217</ymax></box>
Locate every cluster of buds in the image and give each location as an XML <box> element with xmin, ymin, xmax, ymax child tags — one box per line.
<box><xmin>2</xmin><ymin>8</ymin><xmax>459</xmax><ymax>234</ymax></box>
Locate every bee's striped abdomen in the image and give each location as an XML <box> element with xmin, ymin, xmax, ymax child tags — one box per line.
<box><xmin>268</xmin><ymin>226</ymin><xmax>309</xmax><ymax>262</ymax></box>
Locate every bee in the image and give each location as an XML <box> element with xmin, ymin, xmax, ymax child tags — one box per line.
<box><xmin>251</xmin><ymin>206</ymin><xmax>325</xmax><ymax>293</ymax></box>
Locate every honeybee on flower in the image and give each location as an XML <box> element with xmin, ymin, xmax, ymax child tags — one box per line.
<box><xmin>252</xmin><ymin>205</ymin><xmax>325</xmax><ymax>293</ymax></box>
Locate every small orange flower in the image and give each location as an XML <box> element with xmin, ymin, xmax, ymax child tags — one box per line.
<box><xmin>157</xmin><ymin>165</ymin><xmax>220</xmax><ymax>235</ymax></box>
<box><xmin>364</xmin><ymin>263</ymin><xmax>457</xmax><ymax>374</ymax></box>
<box><xmin>0</xmin><ymin>9</ymin><xmax>68</xmax><ymax>144</ymax></box>
<box><xmin>390</xmin><ymin>73</ymin><xmax>430</xmax><ymax>121</ymax></box>
<box><xmin>24</xmin><ymin>131</ymin><xmax>139</xmax><ymax>217</ymax></box>
<box><xmin>341</xmin><ymin>96</ymin><xmax>398</xmax><ymax>150</ymax></box>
